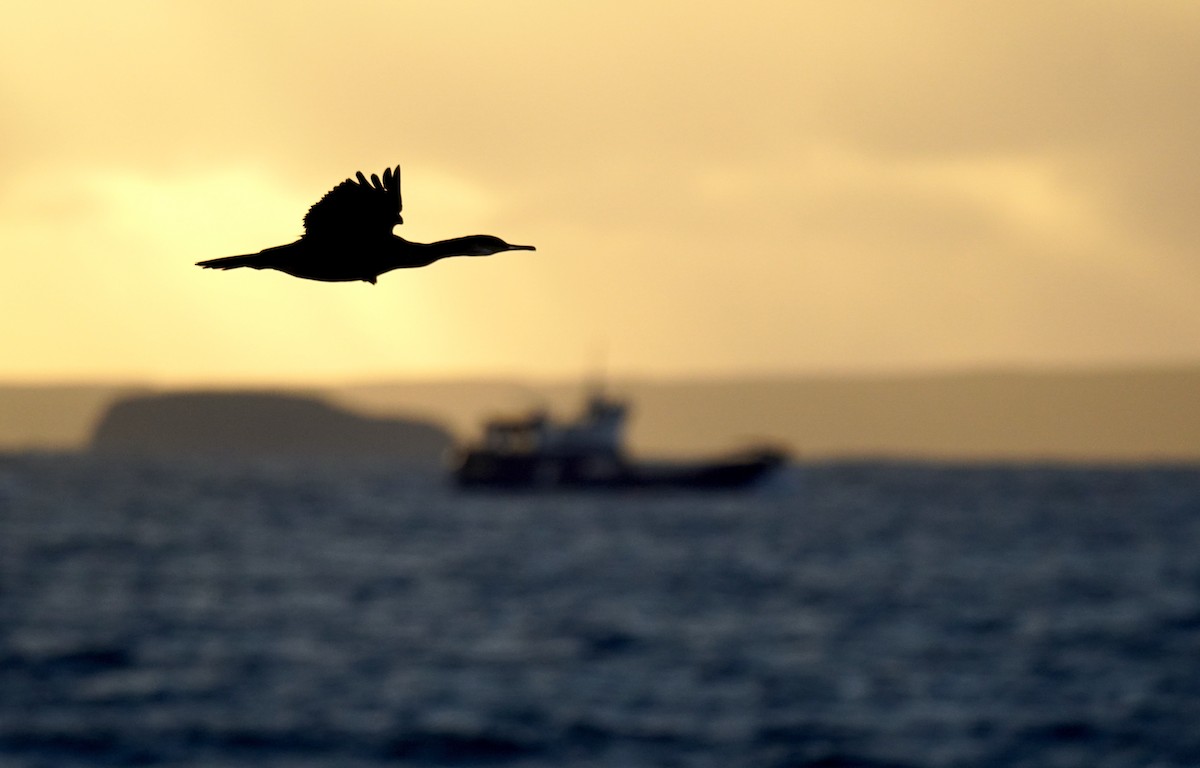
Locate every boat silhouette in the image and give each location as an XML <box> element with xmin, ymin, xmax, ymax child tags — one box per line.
<box><xmin>453</xmin><ymin>388</ymin><xmax>786</xmax><ymax>491</ymax></box>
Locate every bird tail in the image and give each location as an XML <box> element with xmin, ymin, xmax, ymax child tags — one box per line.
<box><xmin>195</xmin><ymin>253</ymin><xmax>266</xmax><ymax>270</ymax></box>
<box><xmin>196</xmin><ymin>241</ymin><xmax>299</xmax><ymax>271</ymax></box>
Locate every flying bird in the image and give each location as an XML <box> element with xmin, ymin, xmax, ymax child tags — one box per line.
<box><xmin>196</xmin><ymin>165</ymin><xmax>535</xmax><ymax>284</ymax></box>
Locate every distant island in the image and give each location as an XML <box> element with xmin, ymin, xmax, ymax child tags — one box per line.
<box><xmin>89</xmin><ymin>391</ymin><xmax>453</xmax><ymax>465</ymax></box>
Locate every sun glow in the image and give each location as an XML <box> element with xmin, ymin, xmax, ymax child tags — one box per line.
<box><xmin>2</xmin><ymin>2</ymin><xmax>1199</xmax><ymax>384</ymax></box>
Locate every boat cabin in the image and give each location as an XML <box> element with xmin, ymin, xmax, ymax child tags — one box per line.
<box><xmin>478</xmin><ymin>394</ymin><xmax>628</xmax><ymax>458</ymax></box>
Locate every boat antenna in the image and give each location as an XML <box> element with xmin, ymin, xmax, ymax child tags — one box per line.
<box><xmin>588</xmin><ymin>341</ymin><xmax>608</xmax><ymax>400</ymax></box>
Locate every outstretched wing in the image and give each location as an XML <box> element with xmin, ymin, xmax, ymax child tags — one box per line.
<box><xmin>302</xmin><ymin>166</ymin><xmax>402</xmax><ymax>239</ymax></box>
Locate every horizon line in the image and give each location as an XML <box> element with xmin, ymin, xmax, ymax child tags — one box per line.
<box><xmin>5</xmin><ymin>358</ymin><xmax>1200</xmax><ymax>390</ymax></box>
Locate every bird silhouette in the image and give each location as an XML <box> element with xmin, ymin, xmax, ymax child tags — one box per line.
<box><xmin>196</xmin><ymin>165</ymin><xmax>535</xmax><ymax>284</ymax></box>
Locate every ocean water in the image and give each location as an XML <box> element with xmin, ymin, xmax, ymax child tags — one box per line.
<box><xmin>1</xmin><ymin>456</ymin><xmax>1199</xmax><ymax>768</ymax></box>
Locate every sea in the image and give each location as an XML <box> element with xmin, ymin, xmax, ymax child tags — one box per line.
<box><xmin>1</xmin><ymin>455</ymin><xmax>1199</xmax><ymax>768</ymax></box>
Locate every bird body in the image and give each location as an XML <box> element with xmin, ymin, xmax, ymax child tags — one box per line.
<box><xmin>198</xmin><ymin>233</ymin><xmax>533</xmax><ymax>284</ymax></box>
<box><xmin>196</xmin><ymin>166</ymin><xmax>534</xmax><ymax>283</ymax></box>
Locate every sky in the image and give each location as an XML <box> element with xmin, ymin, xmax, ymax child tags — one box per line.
<box><xmin>2</xmin><ymin>1</ymin><xmax>1199</xmax><ymax>385</ymax></box>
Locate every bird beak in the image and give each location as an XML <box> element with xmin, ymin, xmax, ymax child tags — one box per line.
<box><xmin>509</xmin><ymin>244</ymin><xmax>536</xmax><ymax>251</ymax></box>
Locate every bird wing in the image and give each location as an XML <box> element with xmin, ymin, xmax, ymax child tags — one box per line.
<box><xmin>302</xmin><ymin>166</ymin><xmax>402</xmax><ymax>239</ymax></box>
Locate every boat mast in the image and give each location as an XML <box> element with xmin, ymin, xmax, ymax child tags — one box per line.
<box><xmin>588</xmin><ymin>341</ymin><xmax>608</xmax><ymax>402</ymax></box>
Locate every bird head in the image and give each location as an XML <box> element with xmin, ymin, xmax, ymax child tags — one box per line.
<box><xmin>462</xmin><ymin>235</ymin><xmax>536</xmax><ymax>256</ymax></box>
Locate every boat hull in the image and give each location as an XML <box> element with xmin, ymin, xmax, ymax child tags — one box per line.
<box><xmin>454</xmin><ymin>448</ymin><xmax>786</xmax><ymax>491</ymax></box>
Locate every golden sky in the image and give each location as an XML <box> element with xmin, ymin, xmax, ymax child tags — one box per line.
<box><xmin>2</xmin><ymin>1</ymin><xmax>1198</xmax><ymax>384</ymax></box>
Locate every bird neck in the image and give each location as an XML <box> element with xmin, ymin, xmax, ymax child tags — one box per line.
<box><xmin>391</xmin><ymin>235</ymin><xmax>482</xmax><ymax>266</ymax></box>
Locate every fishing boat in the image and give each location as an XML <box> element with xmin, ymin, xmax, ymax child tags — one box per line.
<box><xmin>452</xmin><ymin>389</ymin><xmax>787</xmax><ymax>490</ymax></box>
